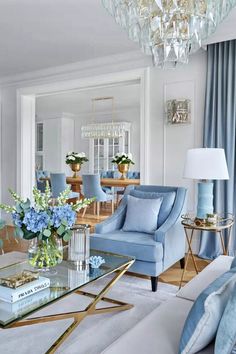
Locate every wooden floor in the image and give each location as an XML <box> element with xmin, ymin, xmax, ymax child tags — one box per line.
<box><xmin>0</xmin><ymin>202</ymin><xmax>210</xmax><ymax>287</ymax></box>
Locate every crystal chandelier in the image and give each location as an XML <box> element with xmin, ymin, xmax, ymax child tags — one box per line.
<box><xmin>101</xmin><ymin>0</ymin><xmax>236</xmax><ymax>67</ymax></box>
<box><xmin>81</xmin><ymin>121</ymin><xmax>131</xmax><ymax>138</ymax></box>
<box><xmin>81</xmin><ymin>96</ymin><xmax>131</xmax><ymax>138</ymax></box>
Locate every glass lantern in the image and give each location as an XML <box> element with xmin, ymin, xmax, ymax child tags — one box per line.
<box><xmin>68</xmin><ymin>224</ymin><xmax>90</xmax><ymax>270</ymax></box>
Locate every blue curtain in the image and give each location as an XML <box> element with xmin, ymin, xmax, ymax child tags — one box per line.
<box><xmin>199</xmin><ymin>40</ymin><xmax>236</xmax><ymax>259</ymax></box>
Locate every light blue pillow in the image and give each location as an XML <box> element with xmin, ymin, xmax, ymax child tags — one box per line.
<box><xmin>179</xmin><ymin>268</ymin><xmax>236</xmax><ymax>354</ymax></box>
<box><xmin>230</xmin><ymin>256</ymin><xmax>236</xmax><ymax>269</ymax></box>
<box><xmin>122</xmin><ymin>195</ymin><xmax>163</xmax><ymax>234</ymax></box>
<box><xmin>129</xmin><ymin>190</ymin><xmax>176</xmax><ymax>227</ymax></box>
<box><xmin>215</xmin><ymin>283</ymin><xmax>236</xmax><ymax>354</ymax></box>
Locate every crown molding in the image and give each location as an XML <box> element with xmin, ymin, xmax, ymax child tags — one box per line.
<box><xmin>0</xmin><ymin>50</ymin><xmax>151</xmax><ymax>88</ymax></box>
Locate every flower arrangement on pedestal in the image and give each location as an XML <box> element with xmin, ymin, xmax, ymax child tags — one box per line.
<box><xmin>112</xmin><ymin>153</ymin><xmax>135</xmax><ymax>179</ymax></box>
<box><xmin>65</xmin><ymin>152</ymin><xmax>89</xmax><ymax>177</ymax></box>
<box><xmin>0</xmin><ymin>184</ymin><xmax>93</xmax><ymax>271</ymax></box>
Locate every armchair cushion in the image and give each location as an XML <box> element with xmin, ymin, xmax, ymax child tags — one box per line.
<box><xmin>90</xmin><ymin>230</ymin><xmax>163</xmax><ymax>262</ymax></box>
<box><xmin>122</xmin><ymin>195</ymin><xmax>163</xmax><ymax>234</ymax></box>
<box><xmin>130</xmin><ymin>190</ymin><xmax>176</xmax><ymax>227</ymax></box>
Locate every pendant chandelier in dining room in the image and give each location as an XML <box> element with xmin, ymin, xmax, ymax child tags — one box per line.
<box><xmin>101</xmin><ymin>0</ymin><xmax>236</xmax><ymax>67</ymax></box>
<box><xmin>81</xmin><ymin>96</ymin><xmax>131</xmax><ymax>139</ymax></box>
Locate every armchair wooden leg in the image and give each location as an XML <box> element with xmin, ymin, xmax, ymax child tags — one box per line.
<box><xmin>180</xmin><ymin>257</ymin><xmax>185</xmax><ymax>269</ymax></box>
<box><xmin>151</xmin><ymin>276</ymin><xmax>158</xmax><ymax>292</ymax></box>
<box><xmin>82</xmin><ymin>206</ymin><xmax>87</xmax><ymax>218</ymax></box>
<box><xmin>93</xmin><ymin>202</ymin><xmax>96</xmax><ymax>215</ymax></box>
<box><xmin>111</xmin><ymin>200</ymin><xmax>114</xmax><ymax>214</ymax></box>
<box><xmin>97</xmin><ymin>202</ymin><xmax>100</xmax><ymax>217</ymax></box>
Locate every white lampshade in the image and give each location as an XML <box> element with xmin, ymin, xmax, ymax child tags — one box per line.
<box><xmin>183</xmin><ymin>148</ymin><xmax>229</xmax><ymax>180</ymax></box>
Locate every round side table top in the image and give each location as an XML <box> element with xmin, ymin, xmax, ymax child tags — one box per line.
<box><xmin>181</xmin><ymin>213</ymin><xmax>234</xmax><ymax>231</ymax></box>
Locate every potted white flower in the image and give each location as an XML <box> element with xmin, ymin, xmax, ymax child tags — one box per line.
<box><xmin>112</xmin><ymin>152</ymin><xmax>134</xmax><ymax>179</ymax></box>
<box><xmin>66</xmin><ymin>152</ymin><xmax>89</xmax><ymax>177</ymax></box>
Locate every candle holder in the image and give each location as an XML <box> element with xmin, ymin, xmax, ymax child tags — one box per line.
<box><xmin>68</xmin><ymin>224</ymin><xmax>90</xmax><ymax>270</ymax></box>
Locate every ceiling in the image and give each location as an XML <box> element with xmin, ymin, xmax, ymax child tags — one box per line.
<box><xmin>0</xmin><ymin>1</ymin><xmax>236</xmax><ymax>78</ymax></box>
<box><xmin>36</xmin><ymin>83</ymin><xmax>140</xmax><ymax>119</ymax></box>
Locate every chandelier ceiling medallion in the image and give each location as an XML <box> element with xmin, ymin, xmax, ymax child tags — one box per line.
<box><xmin>101</xmin><ymin>0</ymin><xmax>236</xmax><ymax>67</ymax></box>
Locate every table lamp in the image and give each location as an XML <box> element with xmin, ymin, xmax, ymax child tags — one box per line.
<box><xmin>183</xmin><ymin>148</ymin><xmax>229</xmax><ymax>219</ymax></box>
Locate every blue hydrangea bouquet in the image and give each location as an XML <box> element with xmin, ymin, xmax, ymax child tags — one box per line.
<box><xmin>0</xmin><ymin>184</ymin><xmax>93</xmax><ymax>270</ymax></box>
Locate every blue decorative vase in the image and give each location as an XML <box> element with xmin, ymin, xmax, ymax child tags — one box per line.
<box><xmin>196</xmin><ymin>182</ymin><xmax>214</xmax><ymax>219</ymax></box>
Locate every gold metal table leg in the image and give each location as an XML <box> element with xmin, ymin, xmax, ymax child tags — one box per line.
<box><xmin>219</xmin><ymin>230</ymin><xmax>227</xmax><ymax>255</ymax></box>
<box><xmin>225</xmin><ymin>226</ymin><xmax>233</xmax><ymax>255</ymax></box>
<box><xmin>6</xmin><ymin>260</ymin><xmax>134</xmax><ymax>354</ymax></box>
<box><xmin>179</xmin><ymin>228</ymin><xmax>199</xmax><ymax>289</ymax></box>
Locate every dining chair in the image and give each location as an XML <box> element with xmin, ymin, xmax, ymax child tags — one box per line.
<box><xmin>35</xmin><ymin>170</ymin><xmax>50</xmax><ymax>193</ymax></box>
<box><xmin>50</xmin><ymin>173</ymin><xmax>80</xmax><ymax>200</ymax></box>
<box><xmin>82</xmin><ymin>174</ymin><xmax>114</xmax><ymax>217</ymax></box>
<box><xmin>116</xmin><ymin>171</ymin><xmax>140</xmax><ymax>205</ymax></box>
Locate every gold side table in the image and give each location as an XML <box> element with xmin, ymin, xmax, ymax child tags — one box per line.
<box><xmin>179</xmin><ymin>213</ymin><xmax>234</xmax><ymax>288</ymax></box>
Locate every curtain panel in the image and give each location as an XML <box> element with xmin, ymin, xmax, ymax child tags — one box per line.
<box><xmin>199</xmin><ymin>40</ymin><xmax>236</xmax><ymax>259</ymax></box>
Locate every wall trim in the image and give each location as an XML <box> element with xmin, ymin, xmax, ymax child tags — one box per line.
<box><xmin>1</xmin><ymin>50</ymin><xmax>151</xmax><ymax>88</ymax></box>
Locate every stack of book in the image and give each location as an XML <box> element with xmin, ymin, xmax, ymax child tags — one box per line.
<box><xmin>0</xmin><ymin>274</ymin><xmax>50</xmax><ymax>303</ymax></box>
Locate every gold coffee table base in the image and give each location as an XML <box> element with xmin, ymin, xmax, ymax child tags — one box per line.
<box><xmin>5</xmin><ymin>261</ymin><xmax>134</xmax><ymax>354</ymax></box>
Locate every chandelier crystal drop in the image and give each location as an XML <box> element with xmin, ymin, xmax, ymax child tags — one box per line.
<box><xmin>101</xmin><ymin>0</ymin><xmax>236</xmax><ymax>67</ymax></box>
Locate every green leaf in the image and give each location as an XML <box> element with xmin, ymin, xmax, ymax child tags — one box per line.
<box><xmin>21</xmin><ymin>199</ymin><xmax>31</xmax><ymax>210</ymax></box>
<box><xmin>15</xmin><ymin>204</ymin><xmax>22</xmax><ymax>213</ymax></box>
<box><xmin>43</xmin><ymin>229</ymin><xmax>51</xmax><ymax>237</ymax></box>
<box><xmin>57</xmin><ymin>225</ymin><xmax>65</xmax><ymax>236</ymax></box>
<box><xmin>63</xmin><ymin>230</ymin><xmax>72</xmax><ymax>242</ymax></box>
<box><xmin>14</xmin><ymin>227</ymin><xmax>24</xmax><ymax>238</ymax></box>
<box><xmin>61</xmin><ymin>219</ymin><xmax>68</xmax><ymax>226</ymax></box>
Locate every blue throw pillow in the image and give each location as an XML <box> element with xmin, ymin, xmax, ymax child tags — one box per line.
<box><xmin>122</xmin><ymin>195</ymin><xmax>163</xmax><ymax>234</ymax></box>
<box><xmin>230</xmin><ymin>256</ymin><xmax>236</xmax><ymax>269</ymax></box>
<box><xmin>129</xmin><ymin>190</ymin><xmax>176</xmax><ymax>227</ymax></box>
<box><xmin>179</xmin><ymin>268</ymin><xmax>236</xmax><ymax>354</ymax></box>
<box><xmin>215</xmin><ymin>283</ymin><xmax>236</xmax><ymax>354</ymax></box>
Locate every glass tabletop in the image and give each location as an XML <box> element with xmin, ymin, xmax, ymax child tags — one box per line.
<box><xmin>181</xmin><ymin>213</ymin><xmax>234</xmax><ymax>230</ymax></box>
<box><xmin>0</xmin><ymin>249</ymin><xmax>134</xmax><ymax>327</ymax></box>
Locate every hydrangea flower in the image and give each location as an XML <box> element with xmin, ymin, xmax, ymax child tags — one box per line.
<box><xmin>51</xmin><ymin>204</ymin><xmax>76</xmax><ymax>229</ymax></box>
<box><xmin>23</xmin><ymin>208</ymin><xmax>50</xmax><ymax>233</ymax></box>
<box><xmin>12</xmin><ymin>212</ymin><xmax>22</xmax><ymax>227</ymax></box>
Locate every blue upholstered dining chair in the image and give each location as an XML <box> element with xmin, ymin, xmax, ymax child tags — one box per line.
<box><xmin>35</xmin><ymin>170</ymin><xmax>50</xmax><ymax>193</ymax></box>
<box><xmin>116</xmin><ymin>171</ymin><xmax>140</xmax><ymax>205</ymax></box>
<box><xmin>82</xmin><ymin>174</ymin><xmax>114</xmax><ymax>216</ymax></box>
<box><xmin>90</xmin><ymin>185</ymin><xmax>187</xmax><ymax>291</ymax></box>
<box><xmin>50</xmin><ymin>173</ymin><xmax>80</xmax><ymax>199</ymax></box>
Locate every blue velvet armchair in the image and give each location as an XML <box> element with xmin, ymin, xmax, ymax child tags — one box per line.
<box><xmin>90</xmin><ymin>185</ymin><xmax>187</xmax><ymax>291</ymax></box>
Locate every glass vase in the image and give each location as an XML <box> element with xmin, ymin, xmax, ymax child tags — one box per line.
<box><xmin>28</xmin><ymin>233</ymin><xmax>63</xmax><ymax>273</ymax></box>
<box><xmin>68</xmin><ymin>224</ymin><xmax>90</xmax><ymax>270</ymax></box>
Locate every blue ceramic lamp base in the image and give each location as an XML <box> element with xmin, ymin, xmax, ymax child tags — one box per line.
<box><xmin>196</xmin><ymin>181</ymin><xmax>214</xmax><ymax>219</ymax></box>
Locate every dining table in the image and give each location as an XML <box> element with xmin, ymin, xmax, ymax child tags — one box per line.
<box><xmin>40</xmin><ymin>176</ymin><xmax>140</xmax><ymax>193</ymax></box>
<box><xmin>68</xmin><ymin>176</ymin><xmax>140</xmax><ymax>193</ymax></box>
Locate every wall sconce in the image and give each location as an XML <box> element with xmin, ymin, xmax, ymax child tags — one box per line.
<box><xmin>166</xmin><ymin>99</ymin><xmax>191</xmax><ymax>124</ymax></box>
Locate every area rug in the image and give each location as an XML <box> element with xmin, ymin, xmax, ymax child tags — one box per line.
<box><xmin>0</xmin><ymin>253</ymin><xmax>178</xmax><ymax>354</ymax></box>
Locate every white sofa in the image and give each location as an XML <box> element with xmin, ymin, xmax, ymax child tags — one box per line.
<box><xmin>102</xmin><ymin>256</ymin><xmax>233</xmax><ymax>354</ymax></box>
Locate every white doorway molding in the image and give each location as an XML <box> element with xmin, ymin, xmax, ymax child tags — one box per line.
<box><xmin>17</xmin><ymin>68</ymin><xmax>150</xmax><ymax>199</ymax></box>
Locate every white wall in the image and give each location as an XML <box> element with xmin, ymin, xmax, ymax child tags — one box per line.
<box><xmin>0</xmin><ymin>50</ymin><xmax>207</xmax><ymax>237</ymax></box>
<box><xmin>36</xmin><ymin>107</ymin><xmax>140</xmax><ymax>174</ymax></box>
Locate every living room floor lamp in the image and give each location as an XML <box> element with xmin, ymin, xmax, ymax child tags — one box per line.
<box><xmin>183</xmin><ymin>148</ymin><xmax>229</xmax><ymax>220</ymax></box>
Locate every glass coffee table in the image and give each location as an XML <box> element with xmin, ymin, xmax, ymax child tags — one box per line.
<box><xmin>0</xmin><ymin>249</ymin><xmax>135</xmax><ymax>353</ymax></box>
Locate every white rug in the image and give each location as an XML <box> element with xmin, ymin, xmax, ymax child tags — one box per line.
<box><xmin>0</xmin><ymin>253</ymin><xmax>177</xmax><ymax>354</ymax></box>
